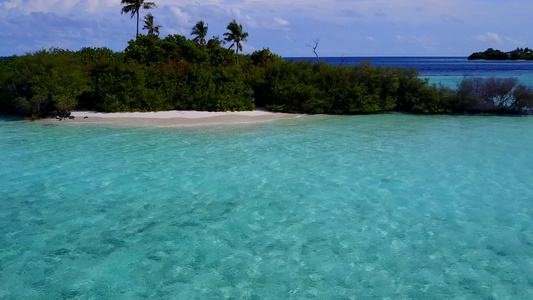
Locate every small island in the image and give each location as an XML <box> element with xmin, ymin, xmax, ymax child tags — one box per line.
<box><xmin>468</xmin><ymin>47</ymin><xmax>533</xmax><ymax>60</ymax></box>
<box><xmin>1</xmin><ymin>0</ymin><xmax>533</xmax><ymax>119</ymax></box>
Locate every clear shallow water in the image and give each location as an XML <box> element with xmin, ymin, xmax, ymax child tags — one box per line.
<box><xmin>1</xmin><ymin>115</ymin><xmax>533</xmax><ymax>299</ymax></box>
<box><xmin>286</xmin><ymin>57</ymin><xmax>533</xmax><ymax>88</ymax></box>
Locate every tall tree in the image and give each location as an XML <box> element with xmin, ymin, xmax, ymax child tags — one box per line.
<box><xmin>142</xmin><ymin>13</ymin><xmax>162</xmax><ymax>36</ymax></box>
<box><xmin>191</xmin><ymin>21</ymin><xmax>208</xmax><ymax>46</ymax></box>
<box><xmin>121</xmin><ymin>0</ymin><xmax>157</xmax><ymax>39</ymax></box>
<box><xmin>223</xmin><ymin>20</ymin><xmax>248</xmax><ymax>54</ymax></box>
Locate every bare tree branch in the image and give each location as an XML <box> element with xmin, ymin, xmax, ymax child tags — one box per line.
<box><xmin>306</xmin><ymin>37</ymin><xmax>320</xmax><ymax>61</ymax></box>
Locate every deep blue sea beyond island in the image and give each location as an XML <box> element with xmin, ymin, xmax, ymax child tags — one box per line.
<box><xmin>286</xmin><ymin>57</ymin><xmax>533</xmax><ymax>88</ymax></box>
<box><xmin>1</xmin><ymin>57</ymin><xmax>532</xmax><ymax>299</ymax></box>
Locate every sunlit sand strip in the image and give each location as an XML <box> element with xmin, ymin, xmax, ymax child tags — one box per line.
<box><xmin>36</xmin><ymin>110</ymin><xmax>301</xmax><ymax>127</ymax></box>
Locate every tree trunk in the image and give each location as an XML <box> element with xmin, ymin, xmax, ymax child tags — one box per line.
<box><xmin>136</xmin><ymin>12</ymin><xmax>139</xmax><ymax>39</ymax></box>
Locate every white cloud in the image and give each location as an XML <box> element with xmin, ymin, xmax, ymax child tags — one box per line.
<box><xmin>2</xmin><ymin>0</ymin><xmax>22</xmax><ymax>10</ymax></box>
<box><xmin>505</xmin><ymin>36</ymin><xmax>524</xmax><ymax>45</ymax></box>
<box><xmin>475</xmin><ymin>32</ymin><xmax>502</xmax><ymax>44</ymax></box>
<box><xmin>0</xmin><ymin>0</ymin><xmax>117</xmax><ymax>17</ymax></box>
<box><xmin>86</xmin><ymin>0</ymin><xmax>117</xmax><ymax>14</ymax></box>
<box><xmin>2</xmin><ymin>0</ymin><xmax>533</xmax><ymax>56</ymax></box>
<box><xmin>261</xmin><ymin>17</ymin><xmax>290</xmax><ymax>31</ymax></box>
<box><xmin>395</xmin><ymin>35</ymin><xmax>405</xmax><ymax>43</ymax></box>
<box><xmin>396</xmin><ymin>35</ymin><xmax>437</xmax><ymax>50</ymax></box>
<box><xmin>229</xmin><ymin>8</ymin><xmax>257</xmax><ymax>29</ymax></box>
<box><xmin>241</xmin><ymin>42</ymin><xmax>256</xmax><ymax>53</ymax></box>
<box><xmin>441</xmin><ymin>14</ymin><xmax>462</xmax><ymax>23</ymax></box>
<box><xmin>274</xmin><ymin>17</ymin><xmax>289</xmax><ymax>28</ymax></box>
<box><xmin>168</xmin><ymin>6</ymin><xmax>193</xmax><ymax>27</ymax></box>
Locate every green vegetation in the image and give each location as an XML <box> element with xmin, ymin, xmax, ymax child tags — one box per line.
<box><xmin>2</xmin><ymin>0</ymin><xmax>531</xmax><ymax>118</ymax></box>
<box><xmin>456</xmin><ymin>77</ymin><xmax>533</xmax><ymax>114</ymax></box>
<box><xmin>224</xmin><ymin>20</ymin><xmax>249</xmax><ymax>54</ymax></box>
<box><xmin>1</xmin><ymin>22</ymin><xmax>533</xmax><ymax>118</ymax></box>
<box><xmin>142</xmin><ymin>13</ymin><xmax>162</xmax><ymax>36</ymax></box>
<box><xmin>0</xmin><ymin>49</ymin><xmax>89</xmax><ymax>119</ymax></box>
<box><xmin>468</xmin><ymin>47</ymin><xmax>533</xmax><ymax>60</ymax></box>
<box><xmin>191</xmin><ymin>21</ymin><xmax>209</xmax><ymax>46</ymax></box>
<box><xmin>121</xmin><ymin>0</ymin><xmax>157</xmax><ymax>39</ymax></box>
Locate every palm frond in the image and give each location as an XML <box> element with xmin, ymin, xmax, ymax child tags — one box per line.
<box><xmin>224</xmin><ymin>20</ymin><xmax>248</xmax><ymax>53</ymax></box>
<box><xmin>143</xmin><ymin>2</ymin><xmax>156</xmax><ymax>9</ymax></box>
<box><xmin>121</xmin><ymin>4</ymin><xmax>138</xmax><ymax>18</ymax></box>
<box><xmin>121</xmin><ymin>0</ymin><xmax>157</xmax><ymax>39</ymax></box>
<box><xmin>191</xmin><ymin>21</ymin><xmax>208</xmax><ymax>45</ymax></box>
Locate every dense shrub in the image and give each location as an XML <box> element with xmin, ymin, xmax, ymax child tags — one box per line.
<box><xmin>0</xmin><ymin>56</ymin><xmax>17</xmax><ymax>114</ymax></box>
<box><xmin>258</xmin><ymin>60</ymin><xmax>418</xmax><ymax>114</ymax></box>
<box><xmin>250</xmin><ymin>48</ymin><xmax>283</xmax><ymax>68</ymax></box>
<box><xmin>456</xmin><ymin>77</ymin><xmax>533</xmax><ymax>114</ymax></box>
<box><xmin>513</xmin><ymin>85</ymin><xmax>533</xmax><ymax>114</ymax></box>
<box><xmin>469</xmin><ymin>47</ymin><xmax>533</xmax><ymax>61</ymax></box>
<box><xmin>468</xmin><ymin>48</ymin><xmax>510</xmax><ymax>60</ymax></box>
<box><xmin>124</xmin><ymin>34</ymin><xmax>211</xmax><ymax>66</ymax></box>
<box><xmin>408</xmin><ymin>84</ymin><xmax>457</xmax><ymax>114</ymax></box>
<box><xmin>91</xmin><ymin>60</ymin><xmax>153</xmax><ymax>112</ymax></box>
<box><xmin>1</xmin><ymin>35</ymin><xmax>532</xmax><ymax>118</ymax></box>
<box><xmin>0</xmin><ymin>50</ymin><xmax>89</xmax><ymax>118</ymax></box>
<box><xmin>89</xmin><ymin>60</ymin><xmax>253</xmax><ymax>112</ymax></box>
<box><xmin>76</xmin><ymin>47</ymin><xmax>117</xmax><ymax>65</ymax></box>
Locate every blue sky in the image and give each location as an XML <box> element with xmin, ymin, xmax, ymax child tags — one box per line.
<box><xmin>1</xmin><ymin>0</ymin><xmax>532</xmax><ymax>57</ymax></box>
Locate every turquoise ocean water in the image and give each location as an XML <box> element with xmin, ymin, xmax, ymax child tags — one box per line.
<box><xmin>1</xmin><ymin>113</ymin><xmax>532</xmax><ymax>299</ymax></box>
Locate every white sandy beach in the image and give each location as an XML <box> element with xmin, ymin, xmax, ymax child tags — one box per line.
<box><xmin>36</xmin><ymin>110</ymin><xmax>300</xmax><ymax>126</ymax></box>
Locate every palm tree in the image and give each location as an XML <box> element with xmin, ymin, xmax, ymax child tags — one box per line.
<box><xmin>191</xmin><ymin>21</ymin><xmax>208</xmax><ymax>46</ymax></box>
<box><xmin>142</xmin><ymin>13</ymin><xmax>162</xmax><ymax>36</ymax></box>
<box><xmin>121</xmin><ymin>0</ymin><xmax>157</xmax><ymax>39</ymax></box>
<box><xmin>223</xmin><ymin>20</ymin><xmax>248</xmax><ymax>54</ymax></box>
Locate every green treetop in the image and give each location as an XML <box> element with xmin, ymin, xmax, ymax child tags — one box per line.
<box><xmin>143</xmin><ymin>13</ymin><xmax>162</xmax><ymax>36</ymax></box>
<box><xmin>121</xmin><ymin>0</ymin><xmax>157</xmax><ymax>39</ymax></box>
<box><xmin>191</xmin><ymin>21</ymin><xmax>209</xmax><ymax>46</ymax></box>
<box><xmin>223</xmin><ymin>20</ymin><xmax>248</xmax><ymax>54</ymax></box>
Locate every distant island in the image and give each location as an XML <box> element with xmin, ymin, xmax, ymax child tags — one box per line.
<box><xmin>468</xmin><ymin>47</ymin><xmax>533</xmax><ymax>60</ymax></box>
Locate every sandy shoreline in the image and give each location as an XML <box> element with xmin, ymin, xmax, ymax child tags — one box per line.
<box><xmin>36</xmin><ymin>110</ymin><xmax>300</xmax><ymax>127</ymax></box>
